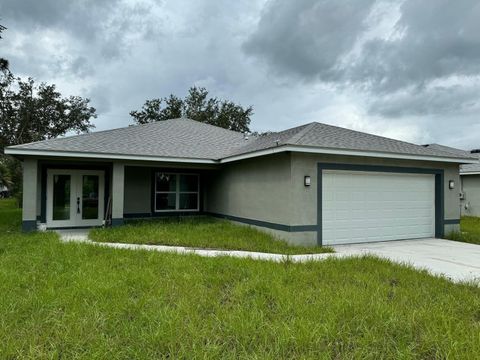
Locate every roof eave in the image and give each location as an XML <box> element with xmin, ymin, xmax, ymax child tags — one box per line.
<box><xmin>460</xmin><ymin>171</ymin><xmax>480</xmax><ymax>176</ymax></box>
<box><xmin>220</xmin><ymin>145</ymin><xmax>477</xmax><ymax>164</ymax></box>
<box><xmin>3</xmin><ymin>148</ymin><xmax>219</xmax><ymax>164</ymax></box>
<box><xmin>5</xmin><ymin>144</ymin><xmax>477</xmax><ymax>165</ymax></box>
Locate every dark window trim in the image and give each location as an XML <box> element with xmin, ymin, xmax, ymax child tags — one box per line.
<box><xmin>316</xmin><ymin>163</ymin><xmax>444</xmax><ymax>246</ymax></box>
<box><xmin>151</xmin><ymin>171</ymin><xmax>200</xmax><ymax>213</ymax></box>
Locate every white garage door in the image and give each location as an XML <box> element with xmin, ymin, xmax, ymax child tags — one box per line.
<box><xmin>322</xmin><ymin>170</ymin><xmax>435</xmax><ymax>245</ymax></box>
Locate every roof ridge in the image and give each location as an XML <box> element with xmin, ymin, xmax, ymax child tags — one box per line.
<box><xmin>313</xmin><ymin>121</ymin><xmax>428</xmax><ymax>148</ymax></box>
<box><xmin>288</xmin><ymin>122</ymin><xmax>317</xmax><ymax>145</ymax></box>
<box><xmin>179</xmin><ymin>117</ymin><xmax>244</xmax><ymax>135</ymax></box>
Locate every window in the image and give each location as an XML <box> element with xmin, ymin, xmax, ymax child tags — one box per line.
<box><xmin>155</xmin><ymin>173</ymin><xmax>199</xmax><ymax>212</ymax></box>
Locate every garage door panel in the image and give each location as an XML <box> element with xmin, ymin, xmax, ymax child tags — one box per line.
<box><xmin>322</xmin><ymin>171</ymin><xmax>435</xmax><ymax>245</ymax></box>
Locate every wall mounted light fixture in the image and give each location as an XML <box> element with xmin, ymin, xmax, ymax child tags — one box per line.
<box><xmin>304</xmin><ymin>176</ymin><xmax>311</xmax><ymax>187</ymax></box>
<box><xmin>448</xmin><ymin>180</ymin><xmax>455</xmax><ymax>189</ymax></box>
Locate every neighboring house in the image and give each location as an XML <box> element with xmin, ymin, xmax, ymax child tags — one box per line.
<box><xmin>460</xmin><ymin>152</ymin><xmax>480</xmax><ymax>217</ymax></box>
<box><xmin>0</xmin><ymin>185</ymin><xmax>9</xmax><ymax>198</ymax></box>
<box><xmin>4</xmin><ymin>118</ymin><xmax>478</xmax><ymax>246</ymax></box>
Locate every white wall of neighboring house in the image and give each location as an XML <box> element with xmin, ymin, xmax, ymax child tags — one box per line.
<box><xmin>461</xmin><ymin>174</ymin><xmax>480</xmax><ymax>217</ymax></box>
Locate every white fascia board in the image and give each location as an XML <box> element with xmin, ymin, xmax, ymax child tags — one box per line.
<box><xmin>219</xmin><ymin>145</ymin><xmax>477</xmax><ymax>164</ymax></box>
<box><xmin>460</xmin><ymin>172</ymin><xmax>480</xmax><ymax>176</ymax></box>
<box><xmin>5</xmin><ymin>145</ymin><xmax>476</xmax><ymax>165</ymax></box>
<box><xmin>4</xmin><ymin>148</ymin><xmax>218</xmax><ymax>164</ymax></box>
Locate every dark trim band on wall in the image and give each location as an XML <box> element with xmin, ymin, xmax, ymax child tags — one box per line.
<box><xmin>22</xmin><ymin>220</ymin><xmax>37</xmax><ymax>232</ymax></box>
<box><xmin>46</xmin><ymin>225</ymin><xmax>103</xmax><ymax>230</ymax></box>
<box><xmin>317</xmin><ymin>163</ymin><xmax>445</xmax><ymax>246</ymax></box>
<box><xmin>111</xmin><ymin>218</ymin><xmax>124</xmax><ymax>227</ymax></box>
<box><xmin>124</xmin><ymin>212</ymin><xmax>317</xmax><ymax>232</ymax></box>
<box><xmin>124</xmin><ymin>212</ymin><xmax>205</xmax><ymax>219</ymax></box>
<box><xmin>208</xmin><ymin>212</ymin><xmax>317</xmax><ymax>232</ymax></box>
<box><xmin>443</xmin><ymin>219</ymin><xmax>460</xmax><ymax>225</ymax></box>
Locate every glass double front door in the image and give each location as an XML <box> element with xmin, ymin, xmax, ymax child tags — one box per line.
<box><xmin>47</xmin><ymin>170</ymin><xmax>105</xmax><ymax>228</ymax></box>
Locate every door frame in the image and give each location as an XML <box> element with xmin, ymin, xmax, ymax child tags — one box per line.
<box><xmin>316</xmin><ymin>163</ymin><xmax>444</xmax><ymax>245</ymax></box>
<box><xmin>46</xmin><ymin>169</ymin><xmax>105</xmax><ymax>228</ymax></box>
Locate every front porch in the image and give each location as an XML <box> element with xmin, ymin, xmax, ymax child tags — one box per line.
<box><xmin>21</xmin><ymin>158</ymin><xmax>216</xmax><ymax>231</ymax></box>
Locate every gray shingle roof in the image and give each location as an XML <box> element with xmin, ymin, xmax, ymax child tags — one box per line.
<box><xmin>8</xmin><ymin>118</ymin><xmax>247</xmax><ymax>160</ymax></box>
<box><xmin>6</xmin><ymin>118</ymin><xmax>477</xmax><ymax>162</ymax></box>
<box><xmin>460</xmin><ymin>154</ymin><xmax>480</xmax><ymax>173</ymax></box>
<box><xmin>423</xmin><ymin>143</ymin><xmax>472</xmax><ymax>158</ymax></box>
<box><xmin>226</xmin><ymin>122</ymin><xmax>478</xmax><ymax>160</ymax></box>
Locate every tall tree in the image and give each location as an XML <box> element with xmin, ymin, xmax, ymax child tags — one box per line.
<box><xmin>0</xmin><ymin>24</ymin><xmax>8</xmax><ymax>73</ymax></box>
<box><xmin>0</xmin><ymin>158</ymin><xmax>11</xmax><ymax>189</ymax></box>
<box><xmin>0</xmin><ymin>74</ymin><xmax>96</xmax><ymax>203</ymax></box>
<box><xmin>0</xmin><ymin>76</ymin><xmax>96</xmax><ymax>153</ymax></box>
<box><xmin>130</xmin><ymin>86</ymin><xmax>253</xmax><ymax>133</ymax></box>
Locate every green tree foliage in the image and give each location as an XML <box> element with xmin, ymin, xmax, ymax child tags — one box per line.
<box><xmin>130</xmin><ymin>86</ymin><xmax>253</xmax><ymax>132</ymax></box>
<box><xmin>0</xmin><ymin>74</ymin><xmax>96</xmax><ymax>203</ymax></box>
<box><xmin>0</xmin><ymin>23</ymin><xmax>9</xmax><ymax>73</ymax></box>
<box><xmin>0</xmin><ymin>75</ymin><xmax>96</xmax><ymax>153</ymax></box>
<box><xmin>0</xmin><ymin>157</ymin><xmax>11</xmax><ymax>189</ymax></box>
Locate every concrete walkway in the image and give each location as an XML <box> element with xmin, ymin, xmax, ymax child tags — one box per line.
<box><xmin>57</xmin><ymin>229</ymin><xmax>345</xmax><ymax>262</ymax></box>
<box><xmin>57</xmin><ymin>230</ymin><xmax>480</xmax><ymax>284</ymax></box>
<box><xmin>333</xmin><ymin>238</ymin><xmax>480</xmax><ymax>283</ymax></box>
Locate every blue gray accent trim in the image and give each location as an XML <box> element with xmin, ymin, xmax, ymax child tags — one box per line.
<box><xmin>47</xmin><ymin>225</ymin><xmax>102</xmax><ymax>230</ymax></box>
<box><xmin>317</xmin><ymin>163</ymin><xmax>445</xmax><ymax>246</ymax></box>
<box><xmin>111</xmin><ymin>218</ymin><xmax>124</xmax><ymax>227</ymax></box>
<box><xmin>124</xmin><ymin>212</ymin><xmax>317</xmax><ymax>232</ymax></box>
<box><xmin>40</xmin><ymin>166</ymin><xmax>47</xmax><ymax>223</ymax></box>
<box><xmin>444</xmin><ymin>219</ymin><xmax>460</xmax><ymax>225</ymax></box>
<box><xmin>124</xmin><ymin>212</ymin><xmax>203</xmax><ymax>219</ymax></box>
<box><xmin>124</xmin><ymin>212</ymin><xmax>153</xmax><ymax>218</ymax></box>
<box><xmin>290</xmin><ymin>224</ymin><xmax>318</xmax><ymax>232</ymax></box>
<box><xmin>22</xmin><ymin>220</ymin><xmax>37</xmax><ymax>232</ymax></box>
<box><xmin>208</xmin><ymin>212</ymin><xmax>317</xmax><ymax>232</ymax></box>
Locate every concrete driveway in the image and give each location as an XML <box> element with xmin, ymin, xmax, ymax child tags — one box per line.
<box><xmin>333</xmin><ymin>238</ymin><xmax>480</xmax><ymax>283</ymax></box>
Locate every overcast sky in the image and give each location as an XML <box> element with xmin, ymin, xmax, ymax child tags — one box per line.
<box><xmin>2</xmin><ymin>0</ymin><xmax>480</xmax><ymax>149</ymax></box>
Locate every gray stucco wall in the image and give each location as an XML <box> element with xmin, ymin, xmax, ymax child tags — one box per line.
<box><xmin>461</xmin><ymin>175</ymin><xmax>480</xmax><ymax>217</ymax></box>
<box><xmin>19</xmin><ymin>152</ymin><xmax>463</xmax><ymax>241</ymax></box>
<box><xmin>124</xmin><ymin>166</ymin><xmax>152</xmax><ymax>214</ymax></box>
<box><xmin>205</xmin><ymin>152</ymin><xmax>461</xmax><ymax>245</ymax></box>
<box><xmin>205</xmin><ymin>153</ymin><xmax>293</xmax><ymax>226</ymax></box>
<box><xmin>22</xmin><ymin>158</ymin><xmax>39</xmax><ymax>231</ymax></box>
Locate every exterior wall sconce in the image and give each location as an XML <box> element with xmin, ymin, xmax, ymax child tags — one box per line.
<box><xmin>448</xmin><ymin>180</ymin><xmax>455</xmax><ymax>190</ymax></box>
<box><xmin>304</xmin><ymin>176</ymin><xmax>311</xmax><ymax>187</ymax></box>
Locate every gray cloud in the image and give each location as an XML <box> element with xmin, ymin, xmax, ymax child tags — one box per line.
<box><xmin>245</xmin><ymin>0</ymin><xmax>480</xmax><ymax>122</ymax></box>
<box><xmin>349</xmin><ymin>0</ymin><xmax>480</xmax><ymax>93</ymax></box>
<box><xmin>243</xmin><ymin>0</ymin><xmax>376</xmax><ymax>80</ymax></box>
<box><xmin>0</xmin><ymin>0</ymin><xmax>120</xmax><ymax>40</ymax></box>
<box><xmin>368</xmin><ymin>82</ymin><xmax>480</xmax><ymax>118</ymax></box>
<box><xmin>1</xmin><ymin>0</ymin><xmax>479</xmax><ymax>150</ymax></box>
<box><xmin>0</xmin><ymin>0</ymin><xmax>162</xmax><ymax>67</ymax></box>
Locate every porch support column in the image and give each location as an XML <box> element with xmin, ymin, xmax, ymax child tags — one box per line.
<box><xmin>22</xmin><ymin>158</ymin><xmax>38</xmax><ymax>232</ymax></box>
<box><xmin>111</xmin><ymin>162</ymin><xmax>125</xmax><ymax>226</ymax></box>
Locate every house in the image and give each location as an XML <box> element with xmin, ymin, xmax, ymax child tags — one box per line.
<box><xmin>460</xmin><ymin>151</ymin><xmax>480</xmax><ymax>216</ymax></box>
<box><xmin>4</xmin><ymin>118</ymin><xmax>478</xmax><ymax>246</ymax></box>
<box><xmin>0</xmin><ymin>185</ymin><xmax>9</xmax><ymax>198</ymax></box>
<box><xmin>423</xmin><ymin>144</ymin><xmax>480</xmax><ymax>218</ymax></box>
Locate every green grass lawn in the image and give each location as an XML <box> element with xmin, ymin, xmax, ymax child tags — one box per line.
<box><xmin>1</xmin><ymin>200</ymin><xmax>479</xmax><ymax>358</ymax></box>
<box><xmin>447</xmin><ymin>216</ymin><xmax>480</xmax><ymax>245</ymax></box>
<box><xmin>90</xmin><ymin>217</ymin><xmax>333</xmax><ymax>255</ymax></box>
